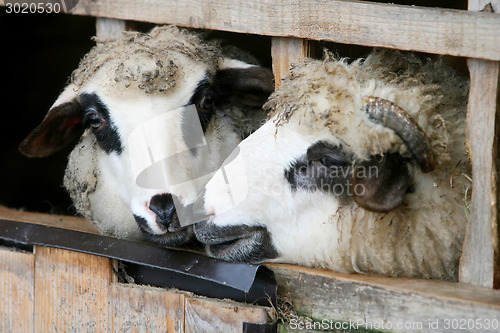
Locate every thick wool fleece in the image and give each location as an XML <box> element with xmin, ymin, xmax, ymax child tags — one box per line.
<box><xmin>264</xmin><ymin>49</ymin><xmax>470</xmax><ymax>280</ymax></box>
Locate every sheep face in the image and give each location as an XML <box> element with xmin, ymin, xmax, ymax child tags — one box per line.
<box><xmin>197</xmin><ymin>113</ymin><xmax>415</xmax><ymax>262</ymax></box>
<box><xmin>19</xmin><ymin>26</ymin><xmax>274</xmax><ymax>246</ymax></box>
<box><xmin>196</xmin><ymin>51</ymin><xmax>470</xmax><ymax>279</ymax></box>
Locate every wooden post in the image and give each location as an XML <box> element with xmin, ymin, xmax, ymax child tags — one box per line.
<box><xmin>271</xmin><ymin>37</ymin><xmax>313</xmax><ymax>89</ymax></box>
<box><xmin>95</xmin><ymin>17</ymin><xmax>132</xmax><ymax>39</ymax></box>
<box><xmin>460</xmin><ymin>0</ymin><xmax>500</xmax><ymax>289</ymax></box>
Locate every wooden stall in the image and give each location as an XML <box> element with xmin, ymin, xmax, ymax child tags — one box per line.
<box><xmin>1</xmin><ymin>0</ymin><xmax>500</xmax><ymax>332</ymax></box>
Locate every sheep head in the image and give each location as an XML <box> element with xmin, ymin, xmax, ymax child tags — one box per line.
<box><xmin>19</xmin><ymin>26</ymin><xmax>274</xmax><ymax>247</ymax></box>
<box><xmin>194</xmin><ymin>49</ymin><xmax>469</xmax><ymax>280</ymax></box>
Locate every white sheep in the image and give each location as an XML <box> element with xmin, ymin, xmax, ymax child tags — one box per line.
<box><xmin>195</xmin><ymin>49</ymin><xmax>470</xmax><ymax>280</ymax></box>
<box><xmin>19</xmin><ymin>26</ymin><xmax>273</xmax><ymax>246</ymax></box>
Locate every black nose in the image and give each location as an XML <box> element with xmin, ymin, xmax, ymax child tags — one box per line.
<box><xmin>149</xmin><ymin>194</ymin><xmax>176</xmax><ymax>228</ymax></box>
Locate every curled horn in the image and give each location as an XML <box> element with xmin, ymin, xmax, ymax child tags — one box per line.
<box><xmin>362</xmin><ymin>96</ymin><xmax>435</xmax><ymax>173</ymax></box>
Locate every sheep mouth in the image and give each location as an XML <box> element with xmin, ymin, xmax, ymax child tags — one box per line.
<box><xmin>134</xmin><ymin>215</ymin><xmax>194</xmax><ymax>247</ymax></box>
<box><xmin>209</xmin><ymin>237</ymin><xmax>247</xmax><ymax>256</ymax></box>
<box><xmin>193</xmin><ymin>221</ymin><xmax>278</xmax><ymax>263</ymax></box>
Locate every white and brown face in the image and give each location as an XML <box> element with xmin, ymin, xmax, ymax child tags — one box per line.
<box><xmin>19</xmin><ymin>54</ymin><xmax>274</xmax><ymax>247</ymax></box>
<box><xmin>195</xmin><ymin>95</ymin><xmax>435</xmax><ymax>265</ymax></box>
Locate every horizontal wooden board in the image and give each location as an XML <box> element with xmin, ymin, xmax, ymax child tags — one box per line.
<box><xmin>269</xmin><ymin>263</ymin><xmax>500</xmax><ymax>333</ymax></box>
<box><xmin>51</xmin><ymin>0</ymin><xmax>500</xmax><ymax>61</ymax></box>
<box><xmin>0</xmin><ymin>205</ymin><xmax>99</xmax><ymax>234</ymax></box>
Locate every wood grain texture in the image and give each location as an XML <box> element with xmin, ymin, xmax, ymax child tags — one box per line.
<box><xmin>64</xmin><ymin>0</ymin><xmax>500</xmax><ymax>61</ymax></box>
<box><xmin>34</xmin><ymin>246</ymin><xmax>112</xmax><ymax>331</ymax></box>
<box><xmin>0</xmin><ymin>247</ymin><xmax>35</xmax><ymax>333</ymax></box>
<box><xmin>271</xmin><ymin>37</ymin><xmax>312</xmax><ymax>89</ymax></box>
<box><xmin>269</xmin><ymin>263</ymin><xmax>500</xmax><ymax>333</ymax></box>
<box><xmin>185</xmin><ymin>296</ymin><xmax>272</xmax><ymax>333</ymax></box>
<box><xmin>0</xmin><ymin>205</ymin><xmax>99</xmax><ymax>234</ymax></box>
<box><xmin>460</xmin><ymin>58</ymin><xmax>500</xmax><ymax>288</ymax></box>
<box><xmin>461</xmin><ymin>0</ymin><xmax>500</xmax><ymax>290</ymax></box>
<box><xmin>96</xmin><ymin>17</ymin><xmax>128</xmax><ymax>39</ymax></box>
<box><xmin>469</xmin><ymin>0</ymin><xmax>499</xmax><ymax>12</ymax></box>
<box><xmin>109</xmin><ymin>283</ymin><xmax>185</xmax><ymax>333</ymax></box>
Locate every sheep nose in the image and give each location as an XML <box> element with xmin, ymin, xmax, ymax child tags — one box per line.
<box><xmin>149</xmin><ymin>194</ymin><xmax>176</xmax><ymax>229</ymax></box>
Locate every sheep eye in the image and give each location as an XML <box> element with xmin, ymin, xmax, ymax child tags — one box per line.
<box><xmin>85</xmin><ymin>109</ymin><xmax>103</xmax><ymax>129</ymax></box>
<box><xmin>198</xmin><ymin>94</ymin><xmax>214</xmax><ymax>112</ymax></box>
<box><xmin>320</xmin><ymin>155</ymin><xmax>349</xmax><ymax>168</ymax></box>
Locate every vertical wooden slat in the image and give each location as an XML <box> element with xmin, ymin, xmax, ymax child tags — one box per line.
<box><xmin>95</xmin><ymin>17</ymin><xmax>131</xmax><ymax>39</ymax></box>
<box><xmin>0</xmin><ymin>247</ymin><xmax>35</xmax><ymax>333</ymax></box>
<box><xmin>34</xmin><ymin>246</ymin><xmax>112</xmax><ymax>331</ymax></box>
<box><xmin>109</xmin><ymin>283</ymin><xmax>185</xmax><ymax>333</ymax></box>
<box><xmin>184</xmin><ymin>297</ymin><xmax>272</xmax><ymax>333</ymax></box>
<box><xmin>460</xmin><ymin>0</ymin><xmax>500</xmax><ymax>289</ymax></box>
<box><xmin>271</xmin><ymin>37</ymin><xmax>313</xmax><ymax>89</ymax></box>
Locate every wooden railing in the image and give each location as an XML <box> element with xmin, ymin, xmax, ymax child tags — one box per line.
<box><xmin>65</xmin><ymin>0</ymin><xmax>500</xmax><ymax>290</ymax></box>
<box><xmin>1</xmin><ymin>0</ymin><xmax>499</xmax><ymax>331</ymax></box>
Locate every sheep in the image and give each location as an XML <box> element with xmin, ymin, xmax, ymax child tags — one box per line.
<box><xmin>19</xmin><ymin>26</ymin><xmax>274</xmax><ymax>246</ymax></box>
<box><xmin>194</xmin><ymin>49</ymin><xmax>471</xmax><ymax>281</ymax></box>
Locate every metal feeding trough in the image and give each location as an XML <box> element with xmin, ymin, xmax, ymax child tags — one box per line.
<box><xmin>0</xmin><ymin>218</ymin><xmax>277</xmax><ymax>307</ymax></box>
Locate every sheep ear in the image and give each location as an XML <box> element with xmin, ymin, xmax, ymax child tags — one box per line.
<box><xmin>351</xmin><ymin>153</ymin><xmax>413</xmax><ymax>213</ymax></box>
<box><xmin>19</xmin><ymin>100</ymin><xmax>85</xmax><ymax>158</ymax></box>
<box><xmin>212</xmin><ymin>67</ymin><xmax>275</xmax><ymax>107</ymax></box>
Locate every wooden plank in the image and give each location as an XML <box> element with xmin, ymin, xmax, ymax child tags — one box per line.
<box><xmin>96</xmin><ymin>17</ymin><xmax>128</xmax><ymax>39</ymax></box>
<box><xmin>62</xmin><ymin>0</ymin><xmax>500</xmax><ymax>61</ymax></box>
<box><xmin>0</xmin><ymin>247</ymin><xmax>34</xmax><ymax>333</ymax></box>
<box><xmin>109</xmin><ymin>283</ymin><xmax>185</xmax><ymax>333</ymax></box>
<box><xmin>34</xmin><ymin>246</ymin><xmax>112</xmax><ymax>331</ymax></box>
<box><xmin>271</xmin><ymin>37</ymin><xmax>312</xmax><ymax>89</ymax></box>
<box><xmin>185</xmin><ymin>296</ymin><xmax>273</xmax><ymax>333</ymax></box>
<box><xmin>0</xmin><ymin>205</ymin><xmax>99</xmax><ymax>234</ymax></box>
<box><xmin>269</xmin><ymin>263</ymin><xmax>500</xmax><ymax>333</ymax></box>
<box><xmin>460</xmin><ymin>0</ymin><xmax>500</xmax><ymax>289</ymax></box>
<box><xmin>470</xmin><ymin>0</ymin><xmax>499</xmax><ymax>12</ymax></box>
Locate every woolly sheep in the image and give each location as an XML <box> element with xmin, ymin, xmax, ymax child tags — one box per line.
<box><xmin>195</xmin><ymin>49</ymin><xmax>470</xmax><ymax>280</ymax></box>
<box><xmin>19</xmin><ymin>26</ymin><xmax>273</xmax><ymax>246</ymax></box>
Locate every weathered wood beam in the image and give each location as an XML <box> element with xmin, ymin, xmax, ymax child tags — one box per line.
<box><xmin>459</xmin><ymin>0</ymin><xmax>500</xmax><ymax>289</ymax></box>
<box><xmin>460</xmin><ymin>58</ymin><xmax>500</xmax><ymax>289</ymax></box>
<box><xmin>0</xmin><ymin>205</ymin><xmax>98</xmax><ymax>234</ymax></box>
<box><xmin>270</xmin><ymin>263</ymin><xmax>500</xmax><ymax>333</ymax></box>
<box><xmin>59</xmin><ymin>0</ymin><xmax>500</xmax><ymax>61</ymax></box>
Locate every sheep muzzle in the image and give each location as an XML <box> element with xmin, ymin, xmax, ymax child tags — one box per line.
<box><xmin>194</xmin><ymin>221</ymin><xmax>278</xmax><ymax>263</ymax></box>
